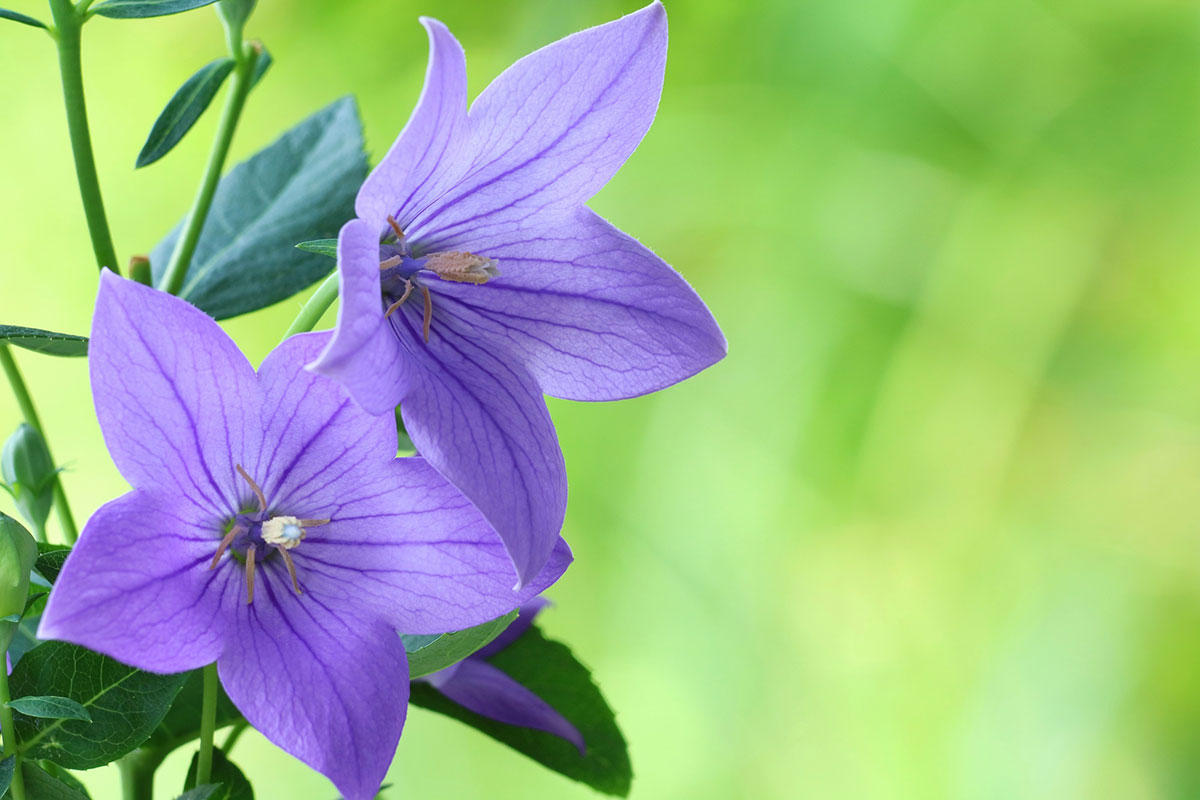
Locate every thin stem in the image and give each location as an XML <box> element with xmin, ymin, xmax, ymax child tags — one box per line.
<box><xmin>117</xmin><ymin>750</ymin><xmax>159</xmax><ymax>800</ymax></box>
<box><xmin>0</xmin><ymin>346</ymin><xmax>77</xmax><ymax>544</ymax></box>
<box><xmin>195</xmin><ymin>663</ymin><xmax>218</xmax><ymax>787</ymax></box>
<box><xmin>221</xmin><ymin>720</ymin><xmax>248</xmax><ymax>754</ymax></box>
<box><xmin>47</xmin><ymin>0</ymin><xmax>119</xmax><ymax>275</ymax></box>
<box><xmin>0</xmin><ymin>662</ymin><xmax>26</xmax><ymax>800</ymax></box>
<box><xmin>159</xmin><ymin>43</ymin><xmax>259</xmax><ymax>296</ymax></box>
<box><xmin>283</xmin><ymin>272</ymin><xmax>339</xmax><ymax>339</ymax></box>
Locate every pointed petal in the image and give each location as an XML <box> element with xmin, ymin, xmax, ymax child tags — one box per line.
<box><xmin>294</xmin><ymin>458</ymin><xmax>572</xmax><ymax>634</ymax></box>
<box><xmin>355</xmin><ymin>18</ymin><xmax>473</xmax><ymax>232</ymax></box>
<box><xmin>90</xmin><ymin>270</ymin><xmax>261</xmax><ymax>514</ymax></box>
<box><xmin>473</xmin><ymin>597</ymin><xmax>549</xmax><ymax>660</ymax></box>
<box><xmin>39</xmin><ymin>491</ymin><xmax>237</xmax><ymax>673</ymax></box>
<box><xmin>408</xmin><ymin>2</ymin><xmax>668</xmax><ymax>250</ymax></box>
<box><xmin>308</xmin><ymin>219</ymin><xmax>410</xmax><ymax>416</ymax></box>
<box><xmin>386</xmin><ymin>300</ymin><xmax>568</xmax><ymax>586</ymax></box>
<box><xmin>258</xmin><ymin>331</ymin><xmax>398</xmax><ymax>510</ymax></box>
<box><xmin>427</xmin><ymin>659</ymin><xmax>585</xmax><ymax>754</ymax></box>
<box><xmin>218</xmin><ymin>581</ymin><xmax>408</xmax><ymax>800</ymax></box>
<box><xmin>432</xmin><ymin>207</ymin><xmax>726</xmax><ymax>401</ymax></box>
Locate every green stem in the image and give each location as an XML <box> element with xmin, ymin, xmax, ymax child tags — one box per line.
<box><xmin>221</xmin><ymin>720</ymin><xmax>248</xmax><ymax>754</ymax></box>
<box><xmin>47</xmin><ymin>0</ymin><xmax>119</xmax><ymax>275</ymax></box>
<box><xmin>0</xmin><ymin>662</ymin><xmax>26</xmax><ymax>800</ymax></box>
<box><xmin>117</xmin><ymin>750</ymin><xmax>159</xmax><ymax>800</ymax></box>
<box><xmin>283</xmin><ymin>272</ymin><xmax>339</xmax><ymax>339</ymax></box>
<box><xmin>159</xmin><ymin>43</ymin><xmax>259</xmax><ymax>297</ymax></box>
<box><xmin>195</xmin><ymin>663</ymin><xmax>218</xmax><ymax>787</ymax></box>
<box><xmin>0</xmin><ymin>346</ymin><xmax>77</xmax><ymax>544</ymax></box>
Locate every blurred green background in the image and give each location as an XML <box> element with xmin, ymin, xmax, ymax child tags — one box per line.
<box><xmin>3</xmin><ymin>0</ymin><xmax>1199</xmax><ymax>797</ymax></box>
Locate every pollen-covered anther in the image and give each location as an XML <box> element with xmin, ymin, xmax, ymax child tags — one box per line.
<box><xmin>261</xmin><ymin>515</ymin><xmax>306</xmax><ymax>549</ymax></box>
<box><xmin>423</xmin><ymin>251</ymin><xmax>500</xmax><ymax>285</ymax></box>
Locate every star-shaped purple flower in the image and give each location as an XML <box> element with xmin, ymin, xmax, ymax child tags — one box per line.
<box><xmin>310</xmin><ymin>2</ymin><xmax>726</xmax><ymax>587</ymax></box>
<box><xmin>419</xmin><ymin>598</ymin><xmax>584</xmax><ymax>753</ymax></box>
<box><xmin>39</xmin><ymin>272</ymin><xmax>571</xmax><ymax>800</ymax></box>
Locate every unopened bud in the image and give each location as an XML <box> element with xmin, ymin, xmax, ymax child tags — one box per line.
<box><xmin>1</xmin><ymin>424</ymin><xmax>56</xmax><ymax>533</ymax></box>
<box><xmin>0</xmin><ymin>514</ymin><xmax>37</xmax><ymax>649</ymax></box>
<box><xmin>128</xmin><ymin>255</ymin><xmax>152</xmax><ymax>286</ymax></box>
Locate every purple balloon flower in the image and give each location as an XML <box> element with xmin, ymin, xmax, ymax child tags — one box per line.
<box><xmin>310</xmin><ymin>1</ymin><xmax>727</xmax><ymax>587</ymax></box>
<box><xmin>39</xmin><ymin>272</ymin><xmax>571</xmax><ymax>800</ymax></box>
<box><xmin>420</xmin><ymin>598</ymin><xmax>584</xmax><ymax>753</ymax></box>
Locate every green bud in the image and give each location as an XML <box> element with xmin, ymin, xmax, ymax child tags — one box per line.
<box><xmin>1</xmin><ymin>424</ymin><xmax>56</xmax><ymax>533</ymax></box>
<box><xmin>0</xmin><ymin>514</ymin><xmax>37</xmax><ymax>649</ymax></box>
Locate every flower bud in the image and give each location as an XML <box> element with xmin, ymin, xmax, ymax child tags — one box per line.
<box><xmin>0</xmin><ymin>514</ymin><xmax>37</xmax><ymax>651</ymax></box>
<box><xmin>1</xmin><ymin>424</ymin><xmax>57</xmax><ymax>534</ymax></box>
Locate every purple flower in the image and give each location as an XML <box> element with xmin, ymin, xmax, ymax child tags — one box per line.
<box><xmin>39</xmin><ymin>272</ymin><xmax>571</xmax><ymax>800</ymax></box>
<box><xmin>310</xmin><ymin>2</ymin><xmax>726</xmax><ymax>587</ymax></box>
<box><xmin>420</xmin><ymin>598</ymin><xmax>584</xmax><ymax>753</ymax></box>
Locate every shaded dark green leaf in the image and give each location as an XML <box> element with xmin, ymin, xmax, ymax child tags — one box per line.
<box><xmin>176</xmin><ymin>786</ymin><xmax>222</xmax><ymax>800</ymax></box>
<box><xmin>0</xmin><ymin>755</ymin><xmax>12</xmax><ymax>797</ymax></box>
<box><xmin>411</xmin><ymin>627</ymin><xmax>632</xmax><ymax>796</ymax></box>
<box><xmin>11</xmin><ymin>641</ymin><xmax>186</xmax><ymax>769</ymax></box>
<box><xmin>34</xmin><ymin>544</ymin><xmax>70</xmax><ymax>585</ymax></box>
<box><xmin>0</xmin><ymin>8</ymin><xmax>47</xmax><ymax>28</ymax></box>
<box><xmin>294</xmin><ymin>239</ymin><xmax>337</xmax><ymax>258</ymax></box>
<box><xmin>8</xmin><ymin>695</ymin><xmax>91</xmax><ymax>722</ymax></box>
<box><xmin>0</xmin><ymin>326</ymin><xmax>87</xmax><ymax>357</ymax></box>
<box><xmin>20</xmin><ymin>762</ymin><xmax>90</xmax><ymax>800</ymax></box>
<box><xmin>185</xmin><ymin>748</ymin><xmax>252</xmax><ymax>800</ymax></box>
<box><xmin>150</xmin><ymin>97</ymin><xmax>367</xmax><ymax>320</ymax></box>
<box><xmin>137</xmin><ymin>58</ymin><xmax>235</xmax><ymax>168</ymax></box>
<box><xmin>9</xmin><ymin>612</ymin><xmax>42</xmax><ymax>668</ymax></box>
<box><xmin>92</xmin><ymin>0</ymin><xmax>219</xmax><ymax>19</ymax></box>
<box><xmin>149</xmin><ymin>668</ymin><xmax>241</xmax><ymax>754</ymax></box>
<box><xmin>404</xmin><ymin>611</ymin><xmax>517</xmax><ymax>680</ymax></box>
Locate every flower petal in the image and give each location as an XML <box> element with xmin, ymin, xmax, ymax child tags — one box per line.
<box><xmin>90</xmin><ymin>270</ymin><xmax>261</xmax><ymax>515</ymax></box>
<box><xmin>426</xmin><ymin>658</ymin><xmax>585</xmax><ymax>754</ymax></box>
<box><xmin>308</xmin><ymin>219</ymin><xmax>411</xmax><ymax>416</ymax></box>
<box><xmin>218</xmin><ymin>580</ymin><xmax>408</xmax><ymax>800</ymax></box>
<box><xmin>355</xmin><ymin>18</ymin><xmax>473</xmax><ymax>233</ymax></box>
<box><xmin>39</xmin><ymin>491</ymin><xmax>237</xmax><ymax>673</ymax></box>
<box><xmin>473</xmin><ymin>597</ymin><xmax>549</xmax><ymax>660</ymax></box>
<box><xmin>386</xmin><ymin>300</ymin><xmax>568</xmax><ymax>587</ymax></box>
<box><xmin>408</xmin><ymin>2</ymin><xmax>668</xmax><ymax>251</ymax></box>
<box><xmin>432</xmin><ymin>207</ymin><xmax>727</xmax><ymax>401</ymax></box>
<box><xmin>295</xmin><ymin>458</ymin><xmax>572</xmax><ymax>634</ymax></box>
<box><xmin>258</xmin><ymin>331</ymin><xmax>398</xmax><ymax>511</ymax></box>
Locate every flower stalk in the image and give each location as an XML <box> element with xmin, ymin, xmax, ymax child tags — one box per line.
<box><xmin>47</xmin><ymin>0</ymin><xmax>119</xmax><ymax>276</ymax></box>
<box><xmin>0</xmin><ymin>663</ymin><xmax>26</xmax><ymax>800</ymax></box>
<box><xmin>195</xmin><ymin>662</ymin><xmax>219</xmax><ymax>787</ymax></box>
<box><xmin>283</xmin><ymin>271</ymin><xmax>339</xmax><ymax>339</ymax></box>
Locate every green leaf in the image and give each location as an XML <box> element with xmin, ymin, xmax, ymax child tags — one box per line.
<box><xmin>91</xmin><ymin>0</ymin><xmax>220</xmax><ymax>19</ymax></box>
<box><xmin>149</xmin><ymin>668</ymin><xmax>241</xmax><ymax>754</ymax></box>
<box><xmin>7</xmin><ymin>695</ymin><xmax>91</xmax><ymax>722</ymax></box>
<box><xmin>185</xmin><ymin>748</ymin><xmax>253</xmax><ymax>800</ymax></box>
<box><xmin>149</xmin><ymin>97</ymin><xmax>367</xmax><ymax>320</ymax></box>
<box><xmin>249</xmin><ymin>45</ymin><xmax>271</xmax><ymax>89</ymax></box>
<box><xmin>0</xmin><ymin>326</ymin><xmax>87</xmax><ymax>357</ymax></box>
<box><xmin>176</xmin><ymin>786</ymin><xmax>222</xmax><ymax>800</ymax></box>
<box><xmin>294</xmin><ymin>239</ymin><xmax>337</xmax><ymax>258</ymax></box>
<box><xmin>11</xmin><ymin>641</ymin><xmax>187</xmax><ymax>769</ymax></box>
<box><xmin>137</xmin><ymin>57</ymin><xmax>236</xmax><ymax>168</ymax></box>
<box><xmin>0</xmin><ymin>8</ymin><xmax>47</xmax><ymax>28</ymax></box>
<box><xmin>0</xmin><ymin>755</ymin><xmax>12</xmax><ymax>796</ymax></box>
<box><xmin>404</xmin><ymin>611</ymin><xmax>517</xmax><ymax>680</ymax></box>
<box><xmin>411</xmin><ymin>627</ymin><xmax>632</xmax><ymax>796</ymax></box>
<box><xmin>20</xmin><ymin>762</ymin><xmax>90</xmax><ymax>800</ymax></box>
<box><xmin>34</xmin><ymin>544</ymin><xmax>71</xmax><ymax>585</ymax></box>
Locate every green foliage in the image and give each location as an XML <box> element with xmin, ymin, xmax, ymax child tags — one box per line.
<box><xmin>2</xmin><ymin>425</ymin><xmax>58</xmax><ymax>533</ymax></box>
<box><xmin>249</xmin><ymin>46</ymin><xmax>271</xmax><ymax>89</ymax></box>
<box><xmin>33</xmin><ymin>544</ymin><xmax>70</xmax><ymax>585</ymax></box>
<box><xmin>411</xmin><ymin>627</ymin><xmax>631</xmax><ymax>796</ymax></box>
<box><xmin>20</xmin><ymin>762</ymin><xmax>90</xmax><ymax>799</ymax></box>
<box><xmin>0</xmin><ymin>755</ymin><xmax>12</xmax><ymax>797</ymax></box>
<box><xmin>214</xmin><ymin>0</ymin><xmax>254</xmax><ymax>40</ymax></box>
<box><xmin>91</xmin><ymin>0</ymin><xmax>220</xmax><ymax>19</ymax></box>
<box><xmin>0</xmin><ymin>8</ymin><xmax>46</xmax><ymax>28</ymax></box>
<box><xmin>10</xmin><ymin>641</ymin><xmax>186</xmax><ymax>769</ymax></box>
<box><xmin>185</xmin><ymin>748</ymin><xmax>253</xmax><ymax>800</ymax></box>
<box><xmin>0</xmin><ymin>326</ymin><xmax>87</xmax><ymax>358</ymax></box>
<box><xmin>176</xmin><ymin>787</ymin><xmax>222</xmax><ymax>800</ymax></box>
<box><xmin>149</xmin><ymin>668</ymin><xmax>241</xmax><ymax>754</ymax></box>
<box><xmin>403</xmin><ymin>611</ymin><xmax>517</xmax><ymax>680</ymax></box>
<box><xmin>294</xmin><ymin>239</ymin><xmax>337</xmax><ymax>259</ymax></box>
<box><xmin>138</xmin><ymin>58</ymin><xmax>236</xmax><ymax>168</ymax></box>
<box><xmin>7</xmin><ymin>695</ymin><xmax>92</xmax><ymax>722</ymax></box>
<box><xmin>149</xmin><ymin>97</ymin><xmax>367</xmax><ymax>320</ymax></box>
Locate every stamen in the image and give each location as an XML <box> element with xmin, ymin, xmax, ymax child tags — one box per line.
<box><xmin>209</xmin><ymin>524</ymin><xmax>245</xmax><ymax>570</ymax></box>
<box><xmin>297</xmin><ymin>518</ymin><xmax>330</xmax><ymax>527</ymax></box>
<box><xmin>387</xmin><ymin>215</ymin><xmax>405</xmax><ymax>240</ymax></box>
<box><xmin>235</xmin><ymin>464</ymin><xmax>267</xmax><ymax>513</ymax></box>
<box><xmin>384</xmin><ymin>280</ymin><xmax>414</xmax><ymax>317</ymax></box>
<box><xmin>379</xmin><ymin>255</ymin><xmax>403</xmax><ymax>271</ymax></box>
<box><xmin>245</xmin><ymin>543</ymin><xmax>257</xmax><ymax>605</ymax></box>
<box><xmin>277</xmin><ymin>545</ymin><xmax>302</xmax><ymax>595</ymax></box>
<box><xmin>423</xmin><ymin>251</ymin><xmax>500</xmax><ymax>284</ymax></box>
<box><xmin>421</xmin><ymin>285</ymin><xmax>433</xmax><ymax>343</ymax></box>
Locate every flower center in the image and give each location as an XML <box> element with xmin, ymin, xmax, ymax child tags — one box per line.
<box><xmin>262</xmin><ymin>516</ymin><xmax>305</xmax><ymax>549</ymax></box>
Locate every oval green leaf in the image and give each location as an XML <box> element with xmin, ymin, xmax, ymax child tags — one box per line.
<box><xmin>0</xmin><ymin>326</ymin><xmax>88</xmax><ymax>357</ymax></box>
<box><xmin>0</xmin><ymin>8</ymin><xmax>47</xmax><ymax>28</ymax></box>
<box><xmin>137</xmin><ymin>57</ymin><xmax>235</xmax><ymax>168</ymax></box>
<box><xmin>184</xmin><ymin>747</ymin><xmax>253</xmax><ymax>800</ymax></box>
<box><xmin>404</xmin><ymin>611</ymin><xmax>518</xmax><ymax>680</ymax></box>
<box><xmin>7</xmin><ymin>695</ymin><xmax>92</xmax><ymax>722</ymax></box>
<box><xmin>20</xmin><ymin>762</ymin><xmax>90</xmax><ymax>800</ymax></box>
<box><xmin>91</xmin><ymin>0</ymin><xmax>219</xmax><ymax>19</ymax></box>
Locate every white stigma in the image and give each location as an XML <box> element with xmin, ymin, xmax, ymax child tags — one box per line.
<box><xmin>261</xmin><ymin>515</ymin><xmax>305</xmax><ymax>549</ymax></box>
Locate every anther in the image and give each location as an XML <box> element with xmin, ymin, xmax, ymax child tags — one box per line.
<box><xmin>235</xmin><ymin>464</ymin><xmax>267</xmax><ymax>512</ymax></box>
<box><xmin>210</xmin><ymin>524</ymin><xmax>245</xmax><ymax>570</ymax></box>
<box><xmin>298</xmin><ymin>518</ymin><xmax>330</xmax><ymax>527</ymax></box>
<box><xmin>277</xmin><ymin>545</ymin><xmax>302</xmax><ymax>595</ymax></box>
<box><xmin>387</xmin><ymin>215</ymin><xmax>405</xmax><ymax>241</ymax></box>
<box><xmin>421</xmin><ymin>285</ymin><xmax>433</xmax><ymax>343</ymax></box>
<box><xmin>245</xmin><ymin>543</ymin><xmax>257</xmax><ymax>605</ymax></box>
<box><xmin>385</xmin><ymin>280</ymin><xmax>415</xmax><ymax>317</ymax></box>
<box><xmin>379</xmin><ymin>255</ymin><xmax>403</xmax><ymax>271</ymax></box>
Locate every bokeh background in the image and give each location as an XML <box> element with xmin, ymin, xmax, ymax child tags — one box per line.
<box><xmin>2</xmin><ymin>0</ymin><xmax>1199</xmax><ymax>797</ymax></box>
